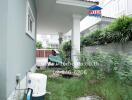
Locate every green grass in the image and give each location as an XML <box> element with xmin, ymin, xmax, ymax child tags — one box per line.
<box><xmin>37</xmin><ymin>69</ymin><xmax>132</xmax><ymax>100</ymax></box>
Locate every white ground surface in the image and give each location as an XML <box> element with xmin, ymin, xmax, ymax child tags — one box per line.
<box><xmin>36</xmin><ymin>57</ymin><xmax>48</xmax><ymax>68</ymax></box>
<box><xmin>77</xmin><ymin>96</ymin><xmax>102</xmax><ymax>100</ymax></box>
<box><xmin>78</xmin><ymin>97</ymin><xmax>94</xmax><ymax>100</ymax></box>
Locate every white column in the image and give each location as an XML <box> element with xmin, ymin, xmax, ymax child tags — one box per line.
<box><xmin>72</xmin><ymin>14</ymin><xmax>81</xmax><ymax>69</ymax></box>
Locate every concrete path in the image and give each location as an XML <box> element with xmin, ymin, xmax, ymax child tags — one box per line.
<box><xmin>77</xmin><ymin>96</ymin><xmax>92</xmax><ymax>100</ymax></box>
<box><xmin>36</xmin><ymin>57</ymin><xmax>48</xmax><ymax>69</ymax></box>
<box><xmin>77</xmin><ymin>96</ymin><xmax>102</xmax><ymax>100</ymax></box>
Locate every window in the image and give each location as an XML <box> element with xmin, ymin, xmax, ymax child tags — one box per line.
<box><xmin>26</xmin><ymin>0</ymin><xmax>35</xmax><ymax>40</ymax></box>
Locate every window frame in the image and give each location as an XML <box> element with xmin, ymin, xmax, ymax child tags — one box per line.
<box><xmin>26</xmin><ymin>0</ymin><xmax>35</xmax><ymax>40</ymax></box>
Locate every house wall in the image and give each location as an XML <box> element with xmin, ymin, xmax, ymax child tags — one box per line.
<box><xmin>101</xmin><ymin>0</ymin><xmax>132</xmax><ymax>18</ymax></box>
<box><xmin>6</xmin><ymin>0</ymin><xmax>36</xmax><ymax>99</ymax></box>
<box><xmin>127</xmin><ymin>0</ymin><xmax>132</xmax><ymax>15</ymax></box>
<box><xmin>84</xmin><ymin>41</ymin><xmax>132</xmax><ymax>56</ymax></box>
<box><xmin>0</xmin><ymin>0</ymin><xmax>8</xmax><ymax>99</ymax></box>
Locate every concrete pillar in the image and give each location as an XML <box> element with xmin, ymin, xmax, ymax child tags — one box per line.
<box><xmin>71</xmin><ymin>14</ymin><xmax>81</xmax><ymax>69</ymax></box>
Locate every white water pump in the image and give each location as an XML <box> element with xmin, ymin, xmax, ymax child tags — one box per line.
<box><xmin>27</xmin><ymin>73</ymin><xmax>47</xmax><ymax>100</ymax></box>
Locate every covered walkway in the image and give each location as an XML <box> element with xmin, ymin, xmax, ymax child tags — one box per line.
<box><xmin>36</xmin><ymin>0</ymin><xmax>98</xmax><ymax>68</ymax></box>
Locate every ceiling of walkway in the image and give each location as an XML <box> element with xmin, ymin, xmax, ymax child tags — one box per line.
<box><xmin>36</xmin><ymin>0</ymin><xmax>97</xmax><ymax>34</ymax></box>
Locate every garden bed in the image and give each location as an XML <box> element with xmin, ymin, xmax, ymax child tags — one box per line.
<box><xmin>36</xmin><ymin>68</ymin><xmax>132</xmax><ymax>100</ymax></box>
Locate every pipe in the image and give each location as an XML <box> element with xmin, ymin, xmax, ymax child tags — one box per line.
<box><xmin>26</xmin><ymin>88</ymin><xmax>33</xmax><ymax>100</ymax></box>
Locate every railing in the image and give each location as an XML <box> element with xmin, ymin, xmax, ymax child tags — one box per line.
<box><xmin>36</xmin><ymin>49</ymin><xmax>52</xmax><ymax>58</ymax></box>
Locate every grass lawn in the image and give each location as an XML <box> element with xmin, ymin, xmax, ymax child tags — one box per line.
<box><xmin>36</xmin><ymin>69</ymin><xmax>132</xmax><ymax>100</ymax></box>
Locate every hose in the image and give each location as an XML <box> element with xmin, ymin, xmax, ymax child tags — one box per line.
<box><xmin>26</xmin><ymin>88</ymin><xmax>33</xmax><ymax>100</ymax></box>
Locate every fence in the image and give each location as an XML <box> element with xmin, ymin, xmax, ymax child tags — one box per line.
<box><xmin>36</xmin><ymin>49</ymin><xmax>52</xmax><ymax>58</ymax></box>
<box><xmin>84</xmin><ymin>41</ymin><xmax>132</xmax><ymax>55</ymax></box>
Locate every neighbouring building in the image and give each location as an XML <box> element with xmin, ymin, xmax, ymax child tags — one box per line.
<box><xmin>101</xmin><ymin>0</ymin><xmax>132</xmax><ymax>17</ymax></box>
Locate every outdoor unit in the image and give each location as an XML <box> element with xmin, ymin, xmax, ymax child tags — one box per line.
<box><xmin>27</xmin><ymin>73</ymin><xmax>47</xmax><ymax>100</ymax></box>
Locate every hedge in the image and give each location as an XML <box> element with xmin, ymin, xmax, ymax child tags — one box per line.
<box><xmin>81</xmin><ymin>16</ymin><xmax>132</xmax><ymax>47</ymax></box>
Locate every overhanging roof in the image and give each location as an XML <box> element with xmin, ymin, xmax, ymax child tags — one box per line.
<box><xmin>36</xmin><ymin>0</ymin><xmax>98</xmax><ymax>34</ymax></box>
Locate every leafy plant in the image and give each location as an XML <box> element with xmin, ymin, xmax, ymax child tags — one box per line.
<box><xmin>60</xmin><ymin>41</ymin><xmax>71</xmax><ymax>63</ymax></box>
<box><xmin>81</xmin><ymin>16</ymin><xmax>132</xmax><ymax>47</ymax></box>
<box><xmin>116</xmin><ymin>60</ymin><xmax>132</xmax><ymax>85</ymax></box>
<box><xmin>81</xmin><ymin>52</ymin><xmax>113</xmax><ymax>74</ymax></box>
<box><xmin>105</xmin><ymin>16</ymin><xmax>132</xmax><ymax>43</ymax></box>
<box><xmin>81</xmin><ymin>30</ymin><xmax>103</xmax><ymax>47</ymax></box>
<box><xmin>80</xmin><ymin>51</ymin><xmax>132</xmax><ymax>82</ymax></box>
<box><xmin>36</xmin><ymin>41</ymin><xmax>43</xmax><ymax>49</ymax></box>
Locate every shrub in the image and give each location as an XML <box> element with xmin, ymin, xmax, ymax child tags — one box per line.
<box><xmin>60</xmin><ymin>41</ymin><xmax>71</xmax><ymax>62</ymax></box>
<box><xmin>36</xmin><ymin>41</ymin><xmax>43</xmax><ymax>49</ymax></box>
<box><xmin>80</xmin><ymin>52</ymin><xmax>115</xmax><ymax>74</ymax></box>
<box><xmin>81</xmin><ymin>16</ymin><xmax>132</xmax><ymax>47</ymax></box>
<box><xmin>81</xmin><ymin>30</ymin><xmax>103</xmax><ymax>47</ymax></box>
<box><xmin>80</xmin><ymin>52</ymin><xmax>132</xmax><ymax>82</ymax></box>
<box><xmin>105</xmin><ymin>16</ymin><xmax>132</xmax><ymax>43</ymax></box>
<box><xmin>115</xmin><ymin>55</ymin><xmax>132</xmax><ymax>85</ymax></box>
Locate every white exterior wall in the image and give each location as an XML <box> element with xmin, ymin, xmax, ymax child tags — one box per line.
<box><xmin>0</xmin><ymin>0</ymin><xmax>7</xmax><ymax>99</ymax></box>
<box><xmin>101</xmin><ymin>0</ymin><xmax>132</xmax><ymax>18</ymax></box>
<box><xmin>127</xmin><ymin>0</ymin><xmax>132</xmax><ymax>15</ymax></box>
<box><xmin>6</xmin><ymin>0</ymin><xmax>36</xmax><ymax>99</ymax></box>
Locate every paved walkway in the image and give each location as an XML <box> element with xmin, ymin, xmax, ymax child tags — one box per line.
<box><xmin>77</xmin><ymin>96</ymin><xmax>102</xmax><ymax>100</ymax></box>
<box><xmin>77</xmin><ymin>97</ymin><xmax>95</xmax><ymax>100</ymax></box>
<box><xmin>36</xmin><ymin>57</ymin><xmax>48</xmax><ymax>69</ymax></box>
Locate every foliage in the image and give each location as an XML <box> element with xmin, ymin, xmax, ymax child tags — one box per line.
<box><xmin>81</xmin><ymin>30</ymin><xmax>103</xmax><ymax>47</ymax></box>
<box><xmin>36</xmin><ymin>69</ymin><xmax>132</xmax><ymax>100</ymax></box>
<box><xmin>81</xmin><ymin>16</ymin><xmax>132</xmax><ymax>47</ymax></box>
<box><xmin>80</xmin><ymin>52</ymin><xmax>132</xmax><ymax>84</ymax></box>
<box><xmin>105</xmin><ymin>16</ymin><xmax>132</xmax><ymax>43</ymax></box>
<box><xmin>80</xmin><ymin>52</ymin><xmax>116</xmax><ymax>74</ymax></box>
<box><xmin>60</xmin><ymin>41</ymin><xmax>71</xmax><ymax>63</ymax></box>
<box><xmin>59</xmin><ymin>41</ymin><xmax>73</xmax><ymax>69</ymax></box>
<box><xmin>116</xmin><ymin>57</ymin><xmax>132</xmax><ymax>85</ymax></box>
<box><xmin>36</xmin><ymin>41</ymin><xmax>43</xmax><ymax>49</ymax></box>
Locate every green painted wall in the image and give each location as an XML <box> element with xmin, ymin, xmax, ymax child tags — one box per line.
<box><xmin>0</xmin><ymin>0</ymin><xmax>36</xmax><ymax>99</ymax></box>
<box><xmin>0</xmin><ymin>0</ymin><xmax>7</xmax><ymax>99</ymax></box>
<box><xmin>6</xmin><ymin>0</ymin><xmax>36</xmax><ymax>98</ymax></box>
